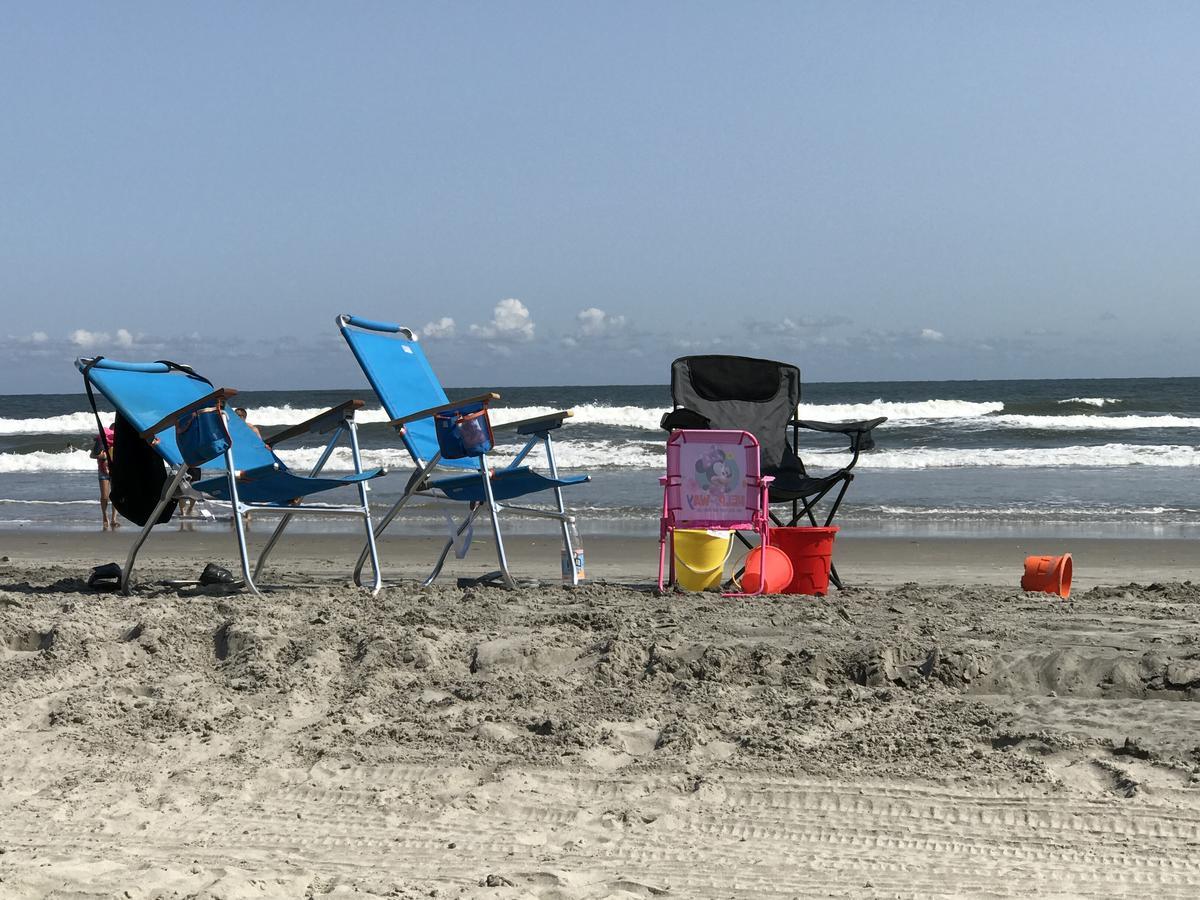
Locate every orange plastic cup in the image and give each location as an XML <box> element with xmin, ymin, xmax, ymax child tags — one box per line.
<box><xmin>739</xmin><ymin>545</ymin><xmax>795</xmax><ymax>594</ymax></box>
<box><xmin>1021</xmin><ymin>553</ymin><xmax>1072</xmax><ymax>599</ymax></box>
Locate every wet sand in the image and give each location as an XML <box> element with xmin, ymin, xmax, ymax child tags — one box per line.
<box><xmin>2</xmin><ymin>528</ymin><xmax>1198</xmax><ymax>588</ymax></box>
<box><xmin>2</xmin><ymin>532</ymin><xmax>1200</xmax><ymax>897</ymax></box>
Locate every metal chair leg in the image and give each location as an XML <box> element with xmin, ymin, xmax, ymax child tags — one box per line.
<box><xmin>120</xmin><ymin>465</ymin><xmax>189</xmax><ymax>594</ymax></box>
<box><xmin>353</xmin><ymin>462</ymin><xmax>438</xmax><ymax>584</ymax></box>
<box><xmin>543</xmin><ymin>435</ymin><xmax>577</xmax><ymax>586</ymax></box>
<box><xmin>353</xmin><ymin>486</ymin><xmax>416</xmax><ymax>584</ymax></box>
<box><xmin>255</xmin><ymin>426</ymin><xmax>345</xmax><ymax>584</ymax></box>
<box><xmin>477</xmin><ymin>458</ymin><xmax>516</xmax><ymax>589</ymax></box>
<box><xmin>347</xmin><ymin>421</ymin><xmax>383</xmax><ymax>595</ymax></box>
<box><xmin>223</xmin><ymin>447</ymin><xmax>260</xmax><ymax>597</ymax></box>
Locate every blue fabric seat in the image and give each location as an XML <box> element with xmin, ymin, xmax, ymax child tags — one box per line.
<box><xmin>430</xmin><ymin>467</ymin><xmax>588</xmax><ymax>504</ymax></box>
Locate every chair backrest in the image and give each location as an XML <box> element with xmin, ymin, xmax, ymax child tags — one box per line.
<box><xmin>338</xmin><ymin>314</ymin><xmax>475</xmax><ymax>470</ymax></box>
<box><xmin>663</xmin><ymin>429</ymin><xmax>763</xmax><ymax>530</ymax></box>
<box><xmin>670</xmin><ymin>355</ymin><xmax>800</xmax><ymax>473</ymax></box>
<box><xmin>77</xmin><ymin>358</ymin><xmax>278</xmax><ymax>471</ymax></box>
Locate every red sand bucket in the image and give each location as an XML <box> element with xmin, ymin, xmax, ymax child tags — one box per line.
<box><xmin>1021</xmin><ymin>553</ymin><xmax>1072</xmax><ymax>599</ymax></box>
<box><xmin>739</xmin><ymin>545</ymin><xmax>794</xmax><ymax>594</ymax></box>
<box><xmin>770</xmin><ymin>526</ymin><xmax>839</xmax><ymax>595</ymax></box>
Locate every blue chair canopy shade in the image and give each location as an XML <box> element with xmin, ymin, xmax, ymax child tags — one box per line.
<box><xmin>339</xmin><ymin>323</ymin><xmax>476</xmax><ymax>470</ymax></box>
<box><xmin>78</xmin><ymin>358</ymin><xmax>277</xmax><ymax>470</ymax></box>
<box><xmin>77</xmin><ymin>357</ymin><xmax>383</xmax><ymax>501</ymax></box>
<box><xmin>338</xmin><ymin>317</ymin><xmax>589</xmax><ymax>497</ymax></box>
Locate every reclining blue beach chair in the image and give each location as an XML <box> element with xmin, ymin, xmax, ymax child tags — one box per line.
<box><xmin>77</xmin><ymin>357</ymin><xmax>385</xmax><ymax>595</ymax></box>
<box><xmin>337</xmin><ymin>314</ymin><xmax>590</xmax><ymax>588</ymax></box>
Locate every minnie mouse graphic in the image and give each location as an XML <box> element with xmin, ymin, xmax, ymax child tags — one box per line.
<box><xmin>695</xmin><ymin>446</ymin><xmax>738</xmax><ymax>495</ymax></box>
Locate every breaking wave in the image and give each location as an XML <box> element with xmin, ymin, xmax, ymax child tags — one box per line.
<box><xmin>5</xmin><ymin>440</ymin><xmax>1200</xmax><ymax>474</ymax></box>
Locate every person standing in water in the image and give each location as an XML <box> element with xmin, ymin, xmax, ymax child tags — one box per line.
<box><xmin>90</xmin><ymin>423</ymin><xmax>119</xmax><ymax>530</ymax></box>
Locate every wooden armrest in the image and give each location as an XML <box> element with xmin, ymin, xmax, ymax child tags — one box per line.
<box><xmin>265</xmin><ymin>399</ymin><xmax>365</xmax><ymax>447</ymax></box>
<box><xmin>388</xmin><ymin>392</ymin><xmax>500</xmax><ymax>428</ymax></box>
<box><xmin>494</xmin><ymin>410</ymin><xmax>573</xmax><ymax>435</ymax></box>
<box><xmin>140</xmin><ymin>388</ymin><xmax>238</xmax><ymax>440</ymax></box>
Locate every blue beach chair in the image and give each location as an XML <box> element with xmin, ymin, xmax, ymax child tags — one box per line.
<box><xmin>337</xmin><ymin>314</ymin><xmax>590</xmax><ymax>588</ymax></box>
<box><xmin>77</xmin><ymin>357</ymin><xmax>385</xmax><ymax>595</ymax></box>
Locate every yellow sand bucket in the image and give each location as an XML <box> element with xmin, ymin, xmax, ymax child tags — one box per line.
<box><xmin>673</xmin><ymin>529</ymin><xmax>734</xmax><ymax>591</ymax></box>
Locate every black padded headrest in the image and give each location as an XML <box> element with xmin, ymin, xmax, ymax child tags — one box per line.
<box><xmin>678</xmin><ymin>355</ymin><xmax>798</xmax><ymax>404</ymax></box>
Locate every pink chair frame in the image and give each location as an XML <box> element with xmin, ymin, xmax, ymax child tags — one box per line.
<box><xmin>658</xmin><ymin>429</ymin><xmax>774</xmax><ymax>596</ymax></box>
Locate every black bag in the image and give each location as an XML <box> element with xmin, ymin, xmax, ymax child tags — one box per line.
<box><xmin>82</xmin><ymin>357</ymin><xmax>177</xmax><ymax>527</ymax></box>
<box><xmin>108</xmin><ymin>412</ymin><xmax>176</xmax><ymax>526</ymax></box>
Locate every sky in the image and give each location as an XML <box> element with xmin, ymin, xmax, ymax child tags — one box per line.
<box><xmin>3</xmin><ymin>2</ymin><xmax>1200</xmax><ymax>391</ymax></box>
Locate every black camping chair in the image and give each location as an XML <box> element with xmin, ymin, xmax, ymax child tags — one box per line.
<box><xmin>661</xmin><ymin>354</ymin><xmax>885</xmax><ymax>589</ymax></box>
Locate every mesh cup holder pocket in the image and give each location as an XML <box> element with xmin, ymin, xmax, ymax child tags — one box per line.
<box><xmin>176</xmin><ymin>406</ymin><xmax>232</xmax><ymax>467</ymax></box>
<box><xmin>435</xmin><ymin>407</ymin><xmax>494</xmax><ymax>459</ymax></box>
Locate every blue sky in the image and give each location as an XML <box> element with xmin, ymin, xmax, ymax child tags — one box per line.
<box><xmin>3</xmin><ymin>2</ymin><xmax>1199</xmax><ymax>390</ymax></box>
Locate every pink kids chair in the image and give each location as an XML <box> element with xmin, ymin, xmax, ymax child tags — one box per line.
<box><xmin>658</xmin><ymin>429</ymin><xmax>776</xmax><ymax>596</ymax></box>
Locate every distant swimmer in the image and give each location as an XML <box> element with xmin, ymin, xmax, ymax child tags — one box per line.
<box><xmin>234</xmin><ymin>407</ymin><xmax>262</xmax><ymax>438</ymax></box>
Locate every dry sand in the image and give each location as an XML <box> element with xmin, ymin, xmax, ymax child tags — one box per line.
<box><xmin>2</xmin><ymin>531</ymin><xmax>1200</xmax><ymax>897</ymax></box>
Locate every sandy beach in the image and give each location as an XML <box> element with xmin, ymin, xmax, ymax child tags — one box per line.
<box><xmin>1</xmin><ymin>531</ymin><xmax>1199</xmax><ymax>897</ymax></box>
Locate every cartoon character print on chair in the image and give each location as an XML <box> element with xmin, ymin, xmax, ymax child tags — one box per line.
<box><xmin>683</xmin><ymin>443</ymin><xmax>746</xmax><ymax>519</ymax></box>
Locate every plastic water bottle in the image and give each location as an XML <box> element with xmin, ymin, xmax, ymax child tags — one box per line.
<box><xmin>561</xmin><ymin>517</ymin><xmax>585</xmax><ymax>585</ymax></box>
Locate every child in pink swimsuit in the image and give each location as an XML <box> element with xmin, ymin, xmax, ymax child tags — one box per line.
<box><xmin>90</xmin><ymin>426</ymin><xmax>118</xmax><ymax>530</ymax></box>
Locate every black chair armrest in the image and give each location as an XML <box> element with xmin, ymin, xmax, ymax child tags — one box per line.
<box><xmin>792</xmin><ymin>416</ymin><xmax>886</xmax><ymax>452</ymax></box>
<box><xmin>265</xmin><ymin>399</ymin><xmax>365</xmax><ymax>447</ymax></box>
<box><xmin>494</xmin><ymin>410</ymin><xmax>573</xmax><ymax>436</ymax></box>
<box><xmin>792</xmin><ymin>416</ymin><xmax>887</xmax><ymax>435</ymax></box>
<box><xmin>661</xmin><ymin>407</ymin><xmax>712</xmax><ymax>431</ymax></box>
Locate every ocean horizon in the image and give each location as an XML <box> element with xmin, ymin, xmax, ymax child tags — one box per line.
<box><xmin>3</xmin><ymin>374</ymin><xmax>1200</xmax><ymax>538</ymax></box>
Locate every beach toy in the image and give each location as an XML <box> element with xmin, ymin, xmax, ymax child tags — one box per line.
<box><xmin>770</xmin><ymin>526</ymin><xmax>839</xmax><ymax>595</ymax></box>
<box><xmin>673</xmin><ymin>529</ymin><xmax>735</xmax><ymax>591</ymax></box>
<box><xmin>1021</xmin><ymin>553</ymin><xmax>1072</xmax><ymax>599</ymax></box>
<box><xmin>738</xmin><ymin>545</ymin><xmax>794</xmax><ymax>594</ymax></box>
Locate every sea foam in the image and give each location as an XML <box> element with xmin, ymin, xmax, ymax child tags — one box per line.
<box><xmin>5</xmin><ymin>440</ymin><xmax>1200</xmax><ymax>474</ymax></box>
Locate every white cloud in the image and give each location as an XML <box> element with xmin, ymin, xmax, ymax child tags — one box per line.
<box><xmin>29</xmin><ymin>331</ymin><xmax>47</xmax><ymax>343</ymax></box>
<box><xmin>469</xmin><ymin>298</ymin><xmax>535</xmax><ymax>342</ymax></box>
<box><xmin>576</xmin><ymin>307</ymin><xmax>626</xmax><ymax>337</ymax></box>
<box><xmin>421</xmin><ymin>317</ymin><xmax>456</xmax><ymax>340</ymax></box>
<box><xmin>920</xmin><ymin>328</ymin><xmax>944</xmax><ymax>342</ymax></box>
<box><xmin>672</xmin><ymin>335</ymin><xmax>724</xmax><ymax>350</ymax></box>
<box><xmin>779</xmin><ymin>315</ymin><xmax>852</xmax><ymax>332</ymax></box>
<box><xmin>70</xmin><ymin>327</ymin><xmax>138</xmax><ymax>349</ymax></box>
<box><xmin>70</xmin><ymin>329</ymin><xmax>108</xmax><ymax>348</ymax></box>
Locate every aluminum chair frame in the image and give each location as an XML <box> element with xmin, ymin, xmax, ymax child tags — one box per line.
<box><xmin>78</xmin><ymin>358</ymin><xmax>384</xmax><ymax>596</ymax></box>
<box><xmin>338</xmin><ymin>315</ymin><xmax>589</xmax><ymax>589</ymax></box>
<box><xmin>657</xmin><ymin>429</ymin><xmax>774</xmax><ymax>597</ymax></box>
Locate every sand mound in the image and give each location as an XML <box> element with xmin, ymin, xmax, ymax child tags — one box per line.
<box><xmin>3</xmin><ymin>569</ymin><xmax>1200</xmax><ymax>896</ymax></box>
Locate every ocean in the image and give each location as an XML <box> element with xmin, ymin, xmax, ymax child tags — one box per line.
<box><xmin>3</xmin><ymin>376</ymin><xmax>1200</xmax><ymax>538</ymax></box>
